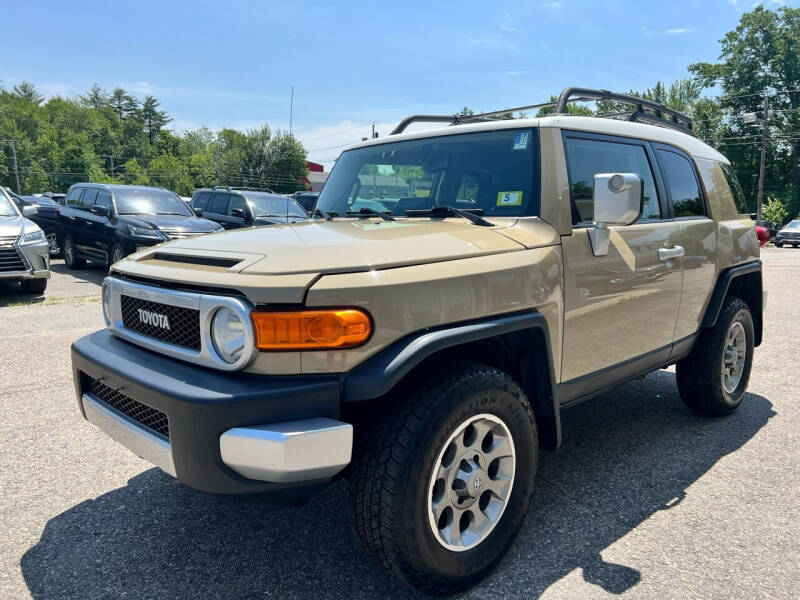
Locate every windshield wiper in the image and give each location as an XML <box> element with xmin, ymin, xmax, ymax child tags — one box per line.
<box><xmin>346</xmin><ymin>207</ymin><xmax>395</xmax><ymax>221</ymax></box>
<box><xmin>404</xmin><ymin>205</ymin><xmax>493</xmax><ymax>227</ymax></box>
<box><xmin>312</xmin><ymin>208</ymin><xmax>335</xmax><ymax>221</ymax></box>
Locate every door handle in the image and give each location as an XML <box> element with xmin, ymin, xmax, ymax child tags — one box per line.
<box><xmin>658</xmin><ymin>246</ymin><xmax>685</xmax><ymax>261</ymax></box>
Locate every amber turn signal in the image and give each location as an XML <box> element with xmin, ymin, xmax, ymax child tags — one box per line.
<box><xmin>251</xmin><ymin>309</ymin><xmax>372</xmax><ymax>350</ymax></box>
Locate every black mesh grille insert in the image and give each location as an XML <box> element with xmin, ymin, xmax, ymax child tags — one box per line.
<box><xmin>89</xmin><ymin>378</ymin><xmax>170</xmax><ymax>439</ymax></box>
<box><xmin>120</xmin><ymin>295</ymin><xmax>201</xmax><ymax>350</ymax></box>
<box><xmin>0</xmin><ymin>247</ymin><xmax>26</xmax><ymax>272</ymax></box>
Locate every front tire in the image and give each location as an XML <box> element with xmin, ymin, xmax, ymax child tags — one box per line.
<box><xmin>63</xmin><ymin>235</ymin><xmax>85</xmax><ymax>269</ymax></box>
<box><xmin>776</xmin><ymin>242</ymin><xmax>783</xmax><ymax>248</ymax></box>
<box><xmin>676</xmin><ymin>297</ymin><xmax>754</xmax><ymax>416</ymax></box>
<box><xmin>21</xmin><ymin>278</ymin><xmax>47</xmax><ymax>294</ymax></box>
<box><xmin>348</xmin><ymin>361</ymin><xmax>537</xmax><ymax>595</ymax></box>
<box><xmin>107</xmin><ymin>243</ymin><xmax>125</xmax><ymax>268</ymax></box>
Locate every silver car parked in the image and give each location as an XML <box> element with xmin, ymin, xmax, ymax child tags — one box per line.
<box><xmin>0</xmin><ymin>187</ymin><xmax>50</xmax><ymax>293</ymax></box>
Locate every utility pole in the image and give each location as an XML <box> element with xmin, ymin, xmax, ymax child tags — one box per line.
<box><xmin>289</xmin><ymin>85</ymin><xmax>294</xmax><ymax>137</ymax></box>
<box><xmin>757</xmin><ymin>92</ymin><xmax>769</xmax><ymax>223</ymax></box>
<box><xmin>9</xmin><ymin>141</ymin><xmax>20</xmax><ymax>194</ymax></box>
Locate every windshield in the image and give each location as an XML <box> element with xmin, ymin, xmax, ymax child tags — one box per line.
<box><xmin>245</xmin><ymin>193</ymin><xmax>308</xmax><ymax>218</ymax></box>
<box><xmin>788</xmin><ymin>221</ymin><xmax>800</xmax><ymax>228</ymax></box>
<box><xmin>115</xmin><ymin>188</ymin><xmax>193</xmax><ymax>216</ymax></box>
<box><xmin>0</xmin><ymin>192</ymin><xmax>18</xmax><ymax>217</ymax></box>
<box><xmin>316</xmin><ymin>128</ymin><xmax>540</xmax><ymax>218</ymax></box>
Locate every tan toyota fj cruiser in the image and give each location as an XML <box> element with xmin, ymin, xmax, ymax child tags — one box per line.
<box><xmin>72</xmin><ymin>88</ymin><xmax>764</xmax><ymax>595</ymax></box>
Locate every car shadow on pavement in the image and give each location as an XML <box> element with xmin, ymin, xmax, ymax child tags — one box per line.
<box><xmin>49</xmin><ymin>260</ymin><xmax>107</xmax><ymax>287</ymax></box>
<box><xmin>0</xmin><ymin>280</ymin><xmax>46</xmax><ymax>305</ymax></box>
<box><xmin>20</xmin><ymin>371</ymin><xmax>774</xmax><ymax>600</ymax></box>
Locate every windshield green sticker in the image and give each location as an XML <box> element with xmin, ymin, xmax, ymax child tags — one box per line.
<box><xmin>497</xmin><ymin>191</ymin><xmax>523</xmax><ymax>206</ymax></box>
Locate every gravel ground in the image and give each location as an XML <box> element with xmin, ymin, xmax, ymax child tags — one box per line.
<box><xmin>1</xmin><ymin>250</ymin><xmax>798</xmax><ymax>599</ymax></box>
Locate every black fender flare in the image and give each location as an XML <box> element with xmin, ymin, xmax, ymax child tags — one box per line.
<box><xmin>342</xmin><ymin>311</ymin><xmax>561</xmax><ymax>450</ymax></box>
<box><xmin>701</xmin><ymin>260</ymin><xmax>763</xmax><ymax>346</ymax></box>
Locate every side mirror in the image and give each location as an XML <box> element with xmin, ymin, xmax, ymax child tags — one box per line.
<box><xmin>22</xmin><ymin>205</ymin><xmax>38</xmax><ymax>217</ymax></box>
<box><xmin>90</xmin><ymin>204</ymin><xmax>109</xmax><ymax>216</ymax></box>
<box><xmin>230</xmin><ymin>208</ymin><xmax>246</xmax><ymax>219</ymax></box>
<box><xmin>588</xmin><ymin>173</ymin><xmax>642</xmax><ymax>256</ymax></box>
<box><xmin>193</xmin><ymin>207</ymin><xmax>204</xmax><ymax>217</ymax></box>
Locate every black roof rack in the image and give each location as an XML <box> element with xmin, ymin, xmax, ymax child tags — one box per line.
<box><xmin>212</xmin><ymin>185</ymin><xmax>276</xmax><ymax>194</ymax></box>
<box><xmin>390</xmin><ymin>87</ymin><xmax>693</xmax><ymax>136</ymax></box>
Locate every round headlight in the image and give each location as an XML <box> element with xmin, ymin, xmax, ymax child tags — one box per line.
<box><xmin>211</xmin><ymin>307</ymin><xmax>245</xmax><ymax>363</ymax></box>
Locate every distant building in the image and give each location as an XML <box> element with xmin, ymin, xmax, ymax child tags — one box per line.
<box><xmin>304</xmin><ymin>160</ymin><xmax>328</xmax><ymax>192</ymax></box>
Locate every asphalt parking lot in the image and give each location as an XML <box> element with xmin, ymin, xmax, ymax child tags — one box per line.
<box><xmin>1</xmin><ymin>249</ymin><xmax>798</xmax><ymax>599</ymax></box>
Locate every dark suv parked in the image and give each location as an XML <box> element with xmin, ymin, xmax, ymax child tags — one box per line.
<box><xmin>190</xmin><ymin>187</ymin><xmax>309</xmax><ymax>230</ymax></box>
<box><xmin>5</xmin><ymin>188</ymin><xmax>63</xmax><ymax>255</ymax></box>
<box><xmin>289</xmin><ymin>191</ymin><xmax>319</xmax><ymax>213</ymax></box>
<box><xmin>59</xmin><ymin>183</ymin><xmax>222</xmax><ymax>268</ymax></box>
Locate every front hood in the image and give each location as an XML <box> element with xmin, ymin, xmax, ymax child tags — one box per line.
<box><xmin>0</xmin><ymin>216</ymin><xmax>24</xmax><ymax>237</ymax></box>
<box><xmin>120</xmin><ymin>214</ymin><xmax>219</xmax><ymax>232</ymax></box>
<box><xmin>148</xmin><ymin>218</ymin><xmax>526</xmax><ymax>275</ymax></box>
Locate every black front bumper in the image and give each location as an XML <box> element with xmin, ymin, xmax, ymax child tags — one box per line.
<box><xmin>72</xmin><ymin>330</ymin><xmax>341</xmax><ymax>498</ymax></box>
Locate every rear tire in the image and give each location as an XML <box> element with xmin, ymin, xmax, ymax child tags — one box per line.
<box><xmin>21</xmin><ymin>278</ymin><xmax>47</xmax><ymax>294</ymax></box>
<box><xmin>63</xmin><ymin>235</ymin><xmax>85</xmax><ymax>269</ymax></box>
<box><xmin>676</xmin><ymin>297</ymin><xmax>754</xmax><ymax>416</ymax></box>
<box><xmin>775</xmin><ymin>242</ymin><xmax>783</xmax><ymax>248</ymax></box>
<box><xmin>348</xmin><ymin>360</ymin><xmax>537</xmax><ymax>595</ymax></box>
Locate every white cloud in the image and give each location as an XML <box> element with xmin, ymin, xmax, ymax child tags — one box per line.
<box><xmin>642</xmin><ymin>25</ymin><xmax>691</xmax><ymax>35</ymax></box>
<box><xmin>504</xmin><ymin>71</ymin><xmax>527</xmax><ymax>76</ymax></box>
<box><xmin>539</xmin><ymin>1</ymin><xmax>561</xmax><ymax>8</ymax></box>
<box><xmin>729</xmin><ymin>0</ymin><xmax>740</xmax><ymax>10</ymax></box>
<box><xmin>666</xmin><ymin>28</ymin><xmax>690</xmax><ymax>34</ymax></box>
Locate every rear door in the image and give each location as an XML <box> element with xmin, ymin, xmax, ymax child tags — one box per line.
<box><xmin>653</xmin><ymin>143</ymin><xmax>716</xmax><ymax>347</ymax></box>
<box><xmin>225</xmin><ymin>194</ymin><xmax>249</xmax><ymax>228</ymax></box>
<box><xmin>559</xmin><ymin>131</ymin><xmax>684</xmax><ymax>384</ymax></box>
<box><xmin>74</xmin><ymin>188</ymin><xmax>100</xmax><ymax>257</ymax></box>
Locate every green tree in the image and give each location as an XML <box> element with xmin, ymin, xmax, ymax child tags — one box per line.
<box><xmin>140</xmin><ymin>95</ymin><xmax>169</xmax><ymax>143</ymax></box>
<box><xmin>81</xmin><ymin>84</ymin><xmax>109</xmax><ymax>109</ymax></box>
<box><xmin>10</xmin><ymin>81</ymin><xmax>43</xmax><ymax>105</ymax></box>
<box><xmin>120</xmin><ymin>158</ymin><xmax>150</xmax><ymax>186</ymax></box>
<box><xmin>148</xmin><ymin>154</ymin><xmax>193</xmax><ymax>195</ymax></box>
<box><xmin>691</xmin><ymin>6</ymin><xmax>800</xmax><ymax>215</ymax></box>
<box><xmin>763</xmin><ymin>196</ymin><xmax>789</xmax><ymax>224</ymax></box>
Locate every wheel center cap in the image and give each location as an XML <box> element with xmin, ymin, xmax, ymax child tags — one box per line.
<box><xmin>467</xmin><ymin>470</ymin><xmax>486</xmax><ymax>498</ymax></box>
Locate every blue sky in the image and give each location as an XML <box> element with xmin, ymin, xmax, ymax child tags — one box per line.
<box><xmin>2</xmin><ymin>0</ymin><xmax>795</xmax><ymax>167</ymax></box>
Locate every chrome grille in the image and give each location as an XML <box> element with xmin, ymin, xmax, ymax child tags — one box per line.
<box><xmin>160</xmin><ymin>229</ymin><xmax>207</xmax><ymax>240</ymax></box>
<box><xmin>89</xmin><ymin>377</ymin><xmax>170</xmax><ymax>439</ymax></box>
<box><xmin>120</xmin><ymin>294</ymin><xmax>201</xmax><ymax>350</ymax></box>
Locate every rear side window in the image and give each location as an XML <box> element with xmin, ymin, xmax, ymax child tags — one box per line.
<box><xmin>720</xmin><ymin>163</ymin><xmax>750</xmax><ymax>215</ymax></box>
<box><xmin>208</xmin><ymin>193</ymin><xmax>230</xmax><ymax>214</ymax></box>
<box><xmin>564</xmin><ymin>136</ymin><xmax>660</xmax><ymax>225</ymax></box>
<box><xmin>193</xmin><ymin>192</ymin><xmax>211</xmax><ymax>210</ymax></box>
<box><xmin>657</xmin><ymin>150</ymin><xmax>705</xmax><ymax>217</ymax></box>
<box><xmin>66</xmin><ymin>187</ymin><xmax>83</xmax><ymax>207</ymax></box>
<box><xmin>79</xmin><ymin>189</ymin><xmax>99</xmax><ymax>209</ymax></box>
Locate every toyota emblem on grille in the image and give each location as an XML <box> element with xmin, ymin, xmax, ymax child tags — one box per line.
<box><xmin>137</xmin><ymin>308</ymin><xmax>171</xmax><ymax>330</ymax></box>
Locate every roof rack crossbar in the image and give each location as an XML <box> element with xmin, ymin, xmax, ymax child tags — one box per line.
<box><xmin>554</xmin><ymin>87</ymin><xmax>693</xmax><ymax>133</ymax></box>
<box><xmin>390</xmin><ymin>87</ymin><xmax>694</xmax><ymax>137</ymax></box>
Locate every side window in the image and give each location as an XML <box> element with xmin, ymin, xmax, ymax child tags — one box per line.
<box><xmin>66</xmin><ymin>188</ymin><xmax>83</xmax><ymax>208</ymax></box>
<box><xmin>228</xmin><ymin>194</ymin><xmax>247</xmax><ymax>216</ymax></box>
<box><xmin>193</xmin><ymin>192</ymin><xmax>211</xmax><ymax>210</ymax></box>
<box><xmin>208</xmin><ymin>193</ymin><xmax>230</xmax><ymax>215</ymax></box>
<box><xmin>96</xmin><ymin>191</ymin><xmax>113</xmax><ymax>212</ymax></box>
<box><xmin>79</xmin><ymin>189</ymin><xmax>99</xmax><ymax>210</ymax></box>
<box><xmin>658</xmin><ymin>150</ymin><xmax>705</xmax><ymax>217</ymax></box>
<box><xmin>456</xmin><ymin>174</ymin><xmax>480</xmax><ymax>204</ymax></box>
<box><xmin>564</xmin><ymin>136</ymin><xmax>660</xmax><ymax>225</ymax></box>
<box><xmin>720</xmin><ymin>163</ymin><xmax>750</xmax><ymax>215</ymax></box>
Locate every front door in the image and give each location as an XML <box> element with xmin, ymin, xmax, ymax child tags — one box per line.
<box><xmin>559</xmin><ymin>132</ymin><xmax>683</xmax><ymax>382</ymax></box>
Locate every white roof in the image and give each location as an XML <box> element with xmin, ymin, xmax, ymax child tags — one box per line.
<box><xmin>346</xmin><ymin>115</ymin><xmax>727</xmax><ymax>164</ymax></box>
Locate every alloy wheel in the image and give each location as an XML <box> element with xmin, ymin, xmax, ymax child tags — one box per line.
<box><xmin>427</xmin><ymin>413</ymin><xmax>515</xmax><ymax>552</ymax></box>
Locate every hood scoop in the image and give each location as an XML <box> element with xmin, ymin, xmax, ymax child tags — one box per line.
<box><xmin>151</xmin><ymin>252</ymin><xmax>242</xmax><ymax>269</ymax></box>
